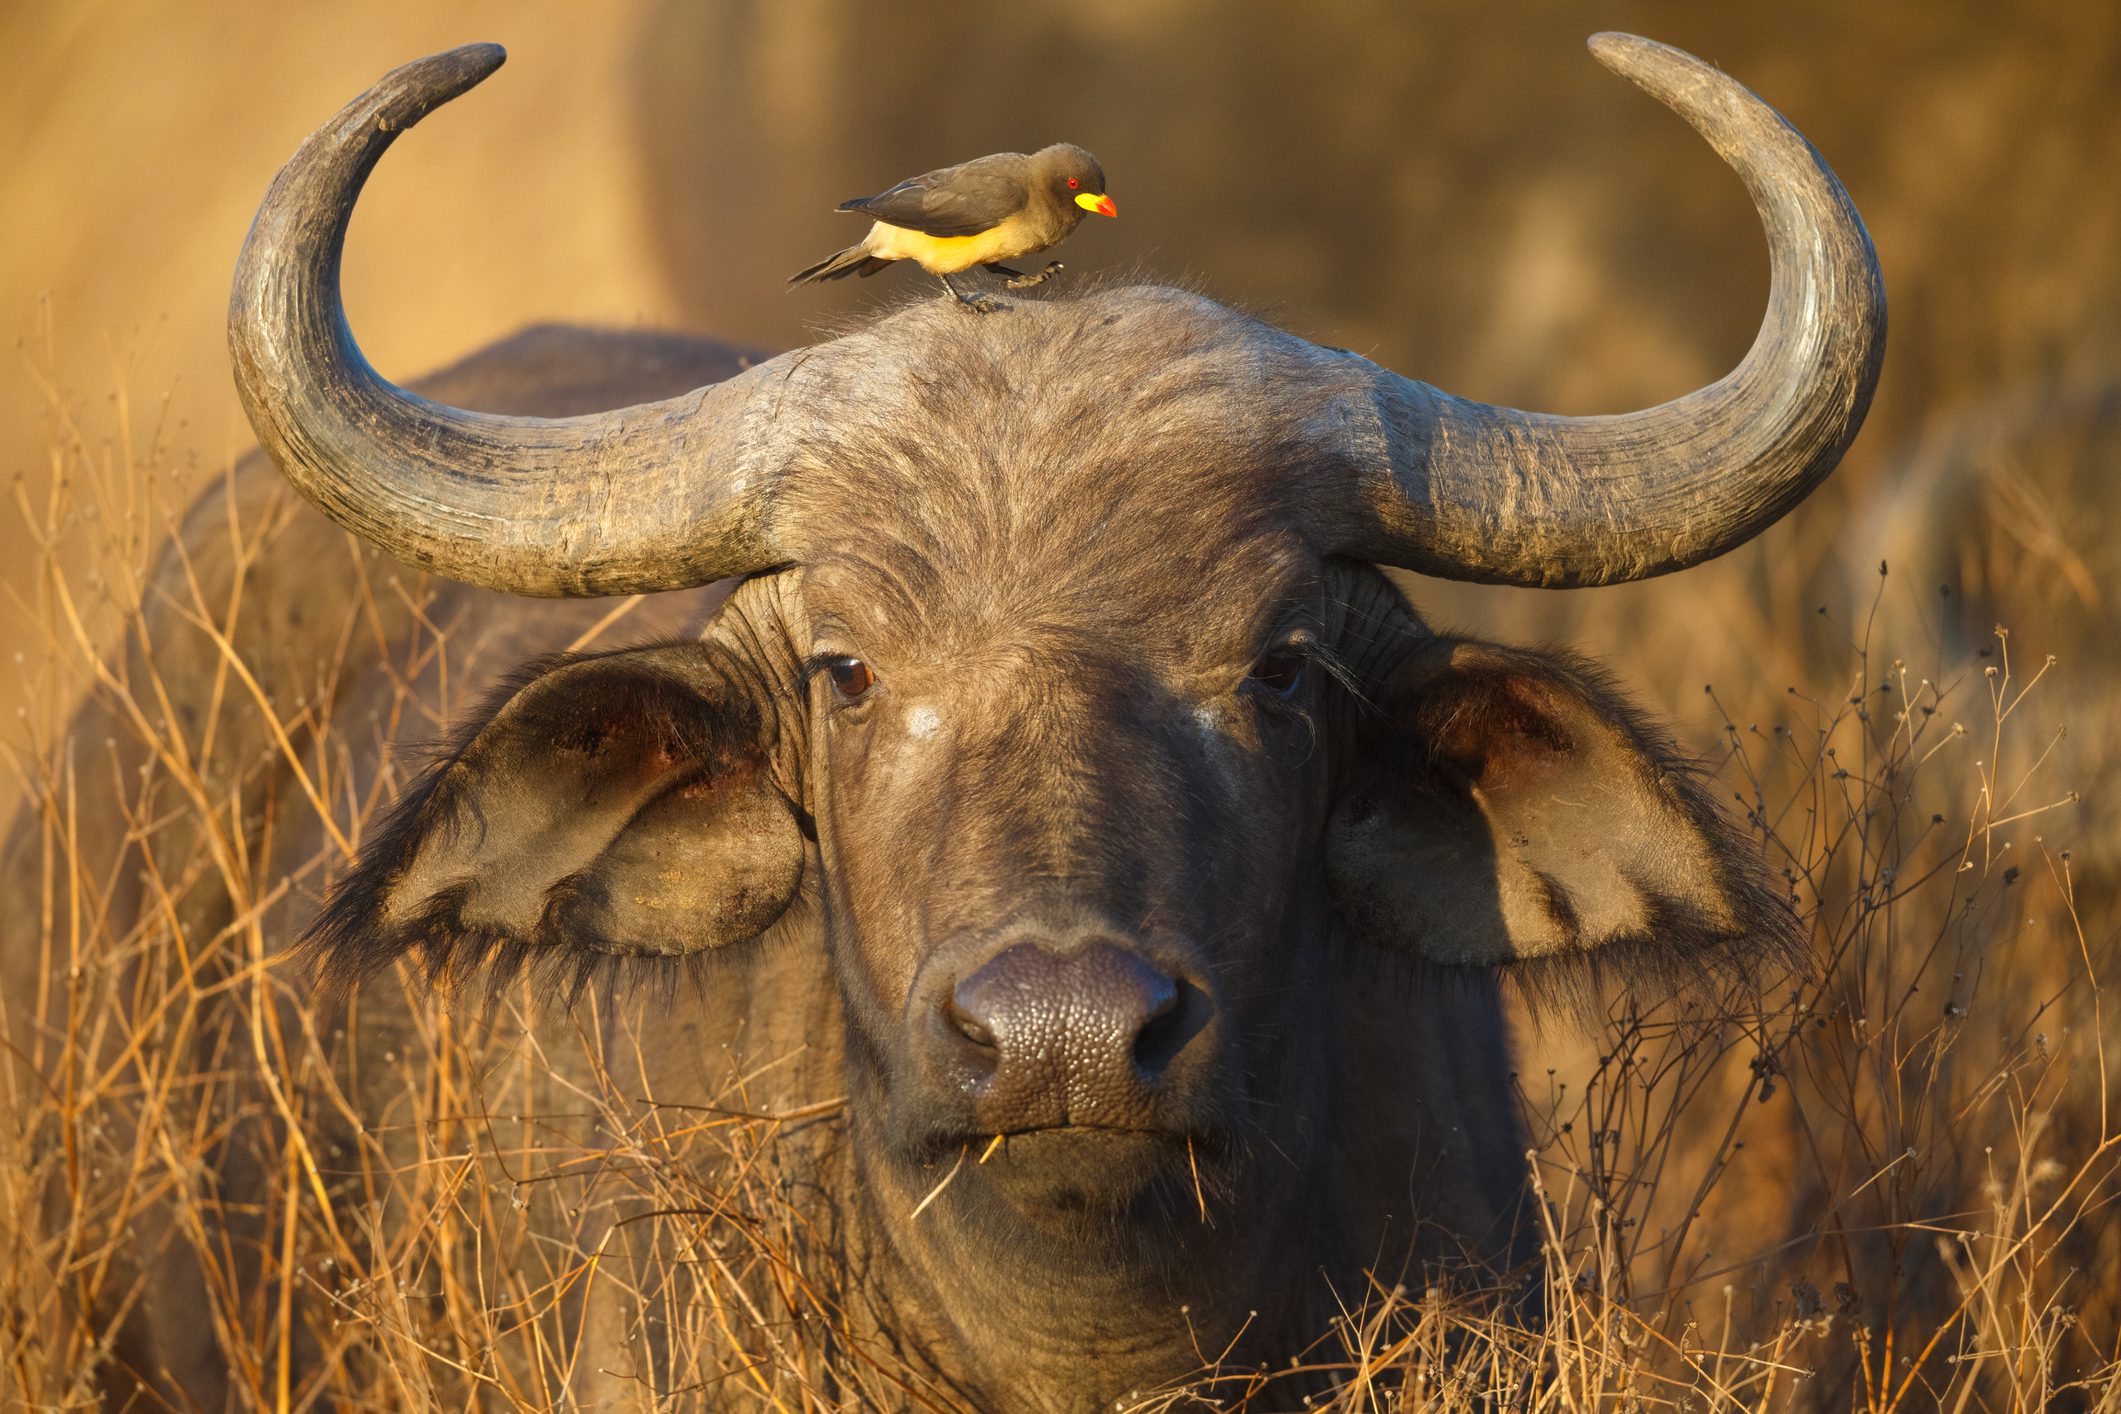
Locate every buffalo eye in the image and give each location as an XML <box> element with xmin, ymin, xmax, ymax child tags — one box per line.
<box><xmin>825</xmin><ymin>655</ymin><xmax>877</xmax><ymax>703</ymax></box>
<box><xmin>1246</xmin><ymin>648</ymin><xmax>1308</xmax><ymax>700</ymax></box>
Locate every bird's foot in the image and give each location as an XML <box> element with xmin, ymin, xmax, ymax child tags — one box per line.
<box><xmin>940</xmin><ymin>273</ymin><xmax>1007</xmax><ymax>313</ymax></box>
<box><xmin>1003</xmin><ymin>260</ymin><xmax>1065</xmax><ymax>290</ymax></box>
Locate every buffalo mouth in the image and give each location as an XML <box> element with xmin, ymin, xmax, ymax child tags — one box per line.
<box><xmin>908</xmin><ymin>1122</ymin><xmax>1234</xmax><ymax>1225</ymax></box>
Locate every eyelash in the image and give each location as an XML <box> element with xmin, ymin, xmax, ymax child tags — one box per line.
<box><xmin>804</xmin><ymin>653</ymin><xmax>878</xmax><ymax>707</ymax></box>
<box><xmin>1247</xmin><ymin>648</ymin><xmax>1308</xmax><ymax>699</ymax></box>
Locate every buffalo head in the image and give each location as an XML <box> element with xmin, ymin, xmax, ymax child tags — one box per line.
<box><xmin>230</xmin><ymin>34</ymin><xmax>1882</xmax><ymax>1397</ymax></box>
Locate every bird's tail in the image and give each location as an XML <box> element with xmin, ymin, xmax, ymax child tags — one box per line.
<box><xmin>789</xmin><ymin>245</ymin><xmax>888</xmax><ymax>285</ymax></box>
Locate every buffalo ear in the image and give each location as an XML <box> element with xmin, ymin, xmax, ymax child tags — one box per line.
<box><xmin>305</xmin><ymin>643</ymin><xmax>805</xmax><ymax>993</ymax></box>
<box><xmin>1326</xmin><ymin>638</ymin><xmax>1793</xmax><ymax>978</ymax></box>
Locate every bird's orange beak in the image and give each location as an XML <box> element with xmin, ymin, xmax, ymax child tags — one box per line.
<box><xmin>1074</xmin><ymin>191</ymin><xmax>1118</xmax><ymax>218</ymax></box>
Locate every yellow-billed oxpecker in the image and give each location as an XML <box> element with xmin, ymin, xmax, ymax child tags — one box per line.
<box><xmin>791</xmin><ymin>144</ymin><xmax>1116</xmax><ymax>312</ymax></box>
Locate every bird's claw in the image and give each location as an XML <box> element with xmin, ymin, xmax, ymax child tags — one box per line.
<box><xmin>941</xmin><ymin>272</ymin><xmax>1006</xmax><ymax>313</ymax></box>
<box><xmin>1005</xmin><ymin>261</ymin><xmax>1065</xmax><ymax>291</ymax></box>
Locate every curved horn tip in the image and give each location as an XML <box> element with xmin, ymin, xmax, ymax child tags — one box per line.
<box><xmin>375</xmin><ymin>43</ymin><xmax>508</xmax><ymax>122</ymax></box>
<box><xmin>1585</xmin><ymin>31</ymin><xmax>1706</xmax><ymax>90</ymax></box>
<box><xmin>427</xmin><ymin>41</ymin><xmax>508</xmax><ymax>78</ymax></box>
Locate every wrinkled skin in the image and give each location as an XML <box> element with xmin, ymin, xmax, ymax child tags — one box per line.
<box><xmin>5</xmin><ymin>312</ymin><xmax>1786</xmax><ymax>1412</ymax></box>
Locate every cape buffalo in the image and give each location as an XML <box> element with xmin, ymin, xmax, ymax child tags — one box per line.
<box><xmin>4</xmin><ymin>32</ymin><xmax>1881</xmax><ymax>1411</ymax></box>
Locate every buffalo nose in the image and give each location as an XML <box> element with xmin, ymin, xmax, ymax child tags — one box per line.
<box><xmin>943</xmin><ymin>941</ymin><xmax>1191</xmax><ymax>1129</ymax></box>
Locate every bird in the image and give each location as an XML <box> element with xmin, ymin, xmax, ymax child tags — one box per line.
<box><xmin>790</xmin><ymin>145</ymin><xmax>1116</xmax><ymax>312</ymax></box>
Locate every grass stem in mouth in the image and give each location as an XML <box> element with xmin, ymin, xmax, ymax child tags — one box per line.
<box><xmin>910</xmin><ymin>1145</ymin><xmax>968</xmax><ymax>1220</ymax></box>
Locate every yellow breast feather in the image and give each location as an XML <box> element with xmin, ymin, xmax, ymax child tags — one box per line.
<box><xmin>866</xmin><ymin>217</ymin><xmax>1033</xmax><ymax>275</ymax></box>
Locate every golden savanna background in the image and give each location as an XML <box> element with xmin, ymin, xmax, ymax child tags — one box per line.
<box><xmin>4</xmin><ymin>1</ymin><xmax>2119</xmax><ymax>1407</ymax></box>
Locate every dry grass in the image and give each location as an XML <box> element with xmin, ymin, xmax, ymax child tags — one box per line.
<box><xmin>2</xmin><ymin>340</ymin><xmax>2117</xmax><ymax>1411</ymax></box>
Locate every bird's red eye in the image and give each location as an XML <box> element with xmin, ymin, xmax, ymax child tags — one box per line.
<box><xmin>825</xmin><ymin>656</ymin><xmax>876</xmax><ymax>703</ymax></box>
<box><xmin>1067</xmin><ymin>177</ymin><xmax>1080</xmax><ymax>189</ymax></box>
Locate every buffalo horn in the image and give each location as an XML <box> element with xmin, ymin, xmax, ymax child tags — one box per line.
<box><xmin>229</xmin><ymin>44</ymin><xmax>803</xmax><ymax>597</ymax></box>
<box><xmin>1341</xmin><ymin>33</ymin><xmax>1887</xmax><ymax>586</ymax></box>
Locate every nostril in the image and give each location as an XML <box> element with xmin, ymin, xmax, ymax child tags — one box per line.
<box><xmin>943</xmin><ymin>995</ymin><xmax>997</xmax><ymax>1051</ymax></box>
<box><xmin>1130</xmin><ymin>977</ymin><xmax>1186</xmax><ymax>1075</ymax></box>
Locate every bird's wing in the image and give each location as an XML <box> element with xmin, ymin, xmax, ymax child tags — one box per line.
<box><xmin>837</xmin><ymin>155</ymin><xmax>1029</xmax><ymax>238</ymax></box>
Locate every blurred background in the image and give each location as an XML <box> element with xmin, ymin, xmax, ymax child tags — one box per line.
<box><xmin>3</xmin><ymin>0</ymin><xmax>2117</xmax><ymax>835</ymax></box>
